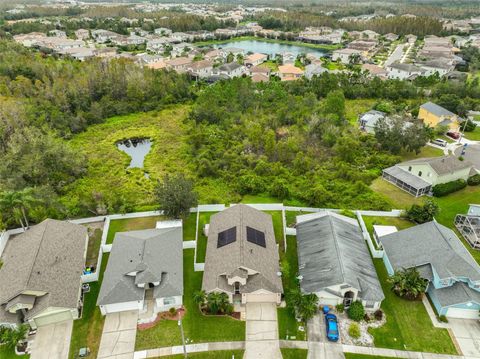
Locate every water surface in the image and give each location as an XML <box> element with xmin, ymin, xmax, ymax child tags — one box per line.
<box><xmin>116</xmin><ymin>138</ymin><xmax>152</xmax><ymax>169</ymax></box>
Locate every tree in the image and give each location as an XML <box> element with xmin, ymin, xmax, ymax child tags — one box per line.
<box><xmin>193</xmin><ymin>290</ymin><xmax>206</xmax><ymax>307</ymax></box>
<box><xmin>0</xmin><ymin>325</ymin><xmax>28</xmax><ymax>350</ymax></box>
<box><xmin>389</xmin><ymin>267</ymin><xmax>428</xmax><ymax>300</ymax></box>
<box><xmin>375</xmin><ymin>116</ymin><xmax>429</xmax><ymax>155</ymax></box>
<box><xmin>155</xmin><ymin>174</ymin><xmax>198</xmax><ymax>219</ymax></box>
<box><xmin>286</xmin><ymin>289</ymin><xmax>319</xmax><ymax>322</ymax></box>
<box><xmin>406</xmin><ymin>199</ymin><xmax>439</xmax><ymax>223</ymax></box>
<box><xmin>323</xmin><ymin>90</ymin><xmax>346</xmax><ymax>120</ymax></box>
<box><xmin>206</xmin><ymin>292</ymin><xmax>230</xmax><ymax>315</ymax></box>
<box><xmin>0</xmin><ymin>188</ymin><xmax>38</xmax><ymax>230</ymax></box>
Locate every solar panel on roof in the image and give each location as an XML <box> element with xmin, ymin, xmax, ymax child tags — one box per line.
<box><xmin>217</xmin><ymin>226</ymin><xmax>237</xmax><ymax>248</ymax></box>
<box><xmin>246</xmin><ymin>226</ymin><xmax>266</xmax><ymax>248</ymax></box>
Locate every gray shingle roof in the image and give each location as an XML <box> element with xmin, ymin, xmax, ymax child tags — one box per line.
<box><xmin>383</xmin><ymin>165</ymin><xmax>432</xmax><ymax>189</ymax></box>
<box><xmin>431</xmin><ymin>281</ymin><xmax>480</xmax><ymax>307</ymax></box>
<box><xmin>400</xmin><ymin>156</ymin><xmax>473</xmax><ymax>176</ymax></box>
<box><xmin>380</xmin><ymin>221</ymin><xmax>480</xmax><ymax>282</ymax></box>
<box><xmin>420</xmin><ymin>102</ymin><xmax>455</xmax><ymax>117</ymax></box>
<box><xmin>218</xmin><ymin>62</ymin><xmax>243</xmax><ymax>72</ymax></box>
<box><xmin>0</xmin><ymin>219</ymin><xmax>87</xmax><ymax>320</ymax></box>
<box><xmin>97</xmin><ymin>228</ymin><xmax>183</xmax><ymax>306</ymax></box>
<box><xmin>296</xmin><ymin>212</ymin><xmax>384</xmax><ymax>302</ymax></box>
<box><xmin>359</xmin><ymin>110</ymin><xmax>386</xmax><ymax>128</ymax></box>
<box><xmin>202</xmin><ymin>204</ymin><xmax>283</xmax><ymax>295</ymax></box>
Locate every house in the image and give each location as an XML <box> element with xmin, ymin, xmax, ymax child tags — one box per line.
<box><xmin>386</xmin><ymin>62</ymin><xmax>426</xmax><ymax>80</ymax></box>
<box><xmin>97</xmin><ymin>224</ymin><xmax>183</xmax><ymax>315</ymax></box>
<box><xmin>75</xmin><ymin>29</ymin><xmax>90</xmax><ymax>40</ymax></box>
<box><xmin>361</xmin><ymin>30</ymin><xmax>379</xmax><ymax>40</ymax></box>
<box><xmin>384</xmin><ymin>33</ymin><xmax>399</xmax><ymax>42</ymax></box>
<box><xmin>245</xmin><ymin>53</ymin><xmax>268</xmax><ymax>67</ymax></box>
<box><xmin>251</xmin><ymin>73</ymin><xmax>269</xmax><ymax>83</ymax></box>
<box><xmin>455</xmin><ymin>204</ymin><xmax>480</xmax><ymax>249</ymax></box>
<box><xmin>304</xmin><ymin>63</ymin><xmax>327</xmax><ymax>79</ymax></box>
<box><xmin>418</xmin><ymin>58</ymin><xmax>455</xmax><ymax>77</ymax></box>
<box><xmin>166</xmin><ymin>57</ymin><xmax>193</xmax><ymax>73</ymax></box>
<box><xmin>92</xmin><ymin>29</ymin><xmax>119</xmax><ymax>44</ymax></box>
<box><xmin>281</xmin><ymin>52</ymin><xmax>296</xmax><ymax>65</ymax></box>
<box><xmin>215</xmin><ymin>62</ymin><xmax>246</xmax><ymax>78</ymax></box>
<box><xmin>222</xmin><ymin>47</ymin><xmax>245</xmax><ymax>58</ymax></box>
<box><xmin>170</xmin><ymin>43</ymin><xmax>194</xmax><ymax>57</ymax></box>
<box><xmin>0</xmin><ymin>219</ymin><xmax>88</xmax><ymax>329</ymax></box>
<box><xmin>381</xmin><ymin>221</ymin><xmax>480</xmax><ymax>318</ymax></box>
<box><xmin>202</xmin><ymin>204</ymin><xmax>283</xmax><ymax>304</ymax></box>
<box><xmin>204</xmin><ymin>49</ymin><xmax>224</xmax><ymax>61</ymax></box>
<box><xmin>278</xmin><ymin>64</ymin><xmax>304</xmax><ymax>81</ymax></box>
<box><xmin>187</xmin><ymin>60</ymin><xmax>214</xmax><ymax>78</ymax></box>
<box><xmin>358</xmin><ymin>110</ymin><xmax>387</xmax><ymax>133</ymax></box>
<box><xmin>418</xmin><ymin>102</ymin><xmax>463</xmax><ymax>132</ymax></box>
<box><xmin>171</xmin><ymin>32</ymin><xmax>193</xmax><ymax>43</ymax></box>
<box><xmin>361</xmin><ymin>63</ymin><xmax>387</xmax><ymax>78</ymax></box>
<box><xmin>60</xmin><ymin>47</ymin><xmax>96</xmax><ymax>61</ymax></box>
<box><xmin>382</xmin><ymin>156</ymin><xmax>474</xmax><ymax>197</ymax></box>
<box><xmin>48</xmin><ymin>29</ymin><xmax>67</xmax><ymax>38</ymax></box>
<box><xmin>332</xmin><ymin>48</ymin><xmax>362</xmax><ymax>64</ymax></box>
<box><xmin>296</xmin><ymin>212</ymin><xmax>384</xmax><ymax>311</ymax></box>
<box><xmin>154</xmin><ymin>27</ymin><xmax>172</xmax><ymax>36</ymax></box>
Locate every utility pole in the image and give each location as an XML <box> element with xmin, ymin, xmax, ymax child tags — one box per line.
<box><xmin>458</xmin><ymin>117</ymin><xmax>469</xmax><ymax>144</ymax></box>
<box><xmin>178</xmin><ymin>319</ymin><xmax>187</xmax><ymax>358</ymax></box>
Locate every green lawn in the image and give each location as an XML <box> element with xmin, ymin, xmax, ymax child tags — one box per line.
<box><xmin>63</xmin><ymin>106</ymin><xmax>193</xmax><ymax>214</ymax></box>
<box><xmin>106</xmin><ymin>216</ymin><xmax>165</xmax><ymax>244</ymax></box>
<box><xmin>69</xmin><ymin>253</ymin><xmax>110</xmax><ymax>359</ymax></box>
<box><xmin>368</xmin><ymin>259</ymin><xmax>457</xmax><ymax>354</ymax></box>
<box><xmin>464</xmin><ymin>127</ymin><xmax>480</xmax><ymax>141</ymax></box>
<box><xmin>399</xmin><ymin>146</ymin><xmax>444</xmax><ymax>161</ymax></box>
<box><xmin>344</xmin><ymin>354</ymin><xmax>396</xmax><ymax>359</ymax></box>
<box><xmin>362</xmin><ymin>216</ymin><xmax>415</xmax><ymax>239</ymax></box>
<box><xmin>195</xmin><ymin>212</ymin><xmax>217</xmax><ymax>263</ymax></box>
<box><xmin>86</xmin><ymin>227</ymin><xmax>102</xmax><ymax>267</ymax></box>
<box><xmin>135</xmin><ymin>249</ymin><xmax>245</xmax><ymax>350</ymax></box>
<box><xmin>370</xmin><ymin>178</ymin><xmax>423</xmax><ymax>210</ymax></box>
<box><xmin>278</xmin><ymin>236</ymin><xmax>305</xmax><ymax>341</ymax></box>
<box><xmin>285</xmin><ymin>211</ymin><xmax>312</xmax><ymax>228</ymax></box>
<box><xmin>157</xmin><ymin>350</ymin><xmax>244</xmax><ymax>359</ymax></box>
<box><xmin>344</xmin><ymin>99</ymin><xmax>377</xmax><ymax>125</ymax></box>
<box><xmin>281</xmin><ymin>348</ymin><xmax>308</xmax><ymax>359</ymax></box>
<box><xmin>0</xmin><ymin>347</ymin><xmax>29</xmax><ymax>359</ymax></box>
<box><xmin>266</xmin><ymin>211</ymin><xmax>284</xmax><ymax>251</ymax></box>
<box><xmin>183</xmin><ymin>213</ymin><xmax>197</xmax><ymax>241</ymax></box>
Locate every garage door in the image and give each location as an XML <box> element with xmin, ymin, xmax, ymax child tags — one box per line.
<box><xmin>446</xmin><ymin>307</ymin><xmax>480</xmax><ymax>319</ymax></box>
<box><xmin>33</xmin><ymin>310</ymin><xmax>73</xmax><ymax>327</ymax></box>
<box><xmin>246</xmin><ymin>294</ymin><xmax>278</xmax><ymax>303</ymax></box>
<box><xmin>317</xmin><ymin>297</ymin><xmax>339</xmax><ymax>307</ymax></box>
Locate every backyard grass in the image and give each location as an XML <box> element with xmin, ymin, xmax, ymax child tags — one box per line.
<box><xmin>266</xmin><ymin>211</ymin><xmax>284</xmax><ymax>250</ymax></box>
<box><xmin>85</xmin><ymin>228</ymin><xmax>102</xmax><ymax>266</ymax></box>
<box><xmin>280</xmin><ymin>348</ymin><xmax>308</xmax><ymax>359</ymax></box>
<box><xmin>368</xmin><ymin>259</ymin><xmax>457</xmax><ymax>354</ymax></box>
<box><xmin>370</xmin><ymin>178</ymin><xmax>423</xmax><ymax>209</ymax></box>
<box><xmin>399</xmin><ymin>145</ymin><xmax>444</xmax><ymax>161</ymax></box>
<box><xmin>285</xmin><ymin>210</ymin><xmax>313</xmax><ymax>227</ymax></box>
<box><xmin>195</xmin><ymin>211</ymin><xmax>217</xmax><ymax>263</ymax></box>
<box><xmin>63</xmin><ymin>106</ymin><xmax>193</xmax><ymax>213</ymax></box>
<box><xmin>0</xmin><ymin>347</ymin><xmax>29</xmax><ymax>359</ymax></box>
<box><xmin>362</xmin><ymin>216</ymin><xmax>415</xmax><ymax>239</ymax></box>
<box><xmin>344</xmin><ymin>99</ymin><xmax>377</xmax><ymax>125</ymax></box>
<box><xmin>157</xmin><ymin>350</ymin><xmax>244</xmax><ymax>359</ymax></box>
<box><xmin>464</xmin><ymin>127</ymin><xmax>480</xmax><ymax>141</ymax></box>
<box><xmin>183</xmin><ymin>213</ymin><xmax>197</xmax><ymax>241</ymax></box>
<box><xmin>135</xmin><ymin>249</ymin><xmax>245</xmax><ymax>350</ymax></box>
<box><xmin>69</xmin><ymin>253</ymin><xmax>110</xmax><ymax>359</ymax></box>
<box><xmin>106</xmin><ymin>216</ymin><xmax>165</xmax><ymax>244</ymax></box>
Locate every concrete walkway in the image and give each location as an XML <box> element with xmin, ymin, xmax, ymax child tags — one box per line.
<box><xmin>98</xmin><ymin>310</ymin><xmax>138</xmax><ymax>359</ymax></box>
<box><xmin>30</xmin><ymin>320</ymin><xmax>72</xmax><ymax>359</ymax></box>
<box><xmin>135</xmin><ymin>341</ymin><xmax>246</xmax><ymax>358</ymax></box>
<box><xmin>306</xmin><ymin>314</ymin><xmax>344</xmax><ymax>359</ymax></box>
<box><xmin>244</xmin><ymin>302</ymin><xmax>282</xmax><ymax>359</ymax></box>
<box><xmin>343</xmin><ymin>344</ymin><xmax>473</xmax><ymax>358</ymax></box>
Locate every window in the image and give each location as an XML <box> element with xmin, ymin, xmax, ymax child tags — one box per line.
<box><xmin>163</xmin><ymin>297</ymin><xmax>175</xmax><ymax>305</ymax></box>
<box><xmin>217</xmin><ymin>227</ymin><xmax>237</xmax><ymax>248</ymax></box>
<box><xmin>418</xmin><ymin>171</ymin><xmax>422</xmax><ymax>177</ymax></box>
<box><xmin>246</xmin><ymin>226</ymin><xmax>266</xmax><ymax>248</ymax></box>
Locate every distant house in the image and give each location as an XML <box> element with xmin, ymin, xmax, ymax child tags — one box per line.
<box><xmin>384</xmin><ymin>33</ymin><xmax>399</xmax><ymax>42</ymax></box>
<box><xmin>296</xmin><ymin>212</ymin><xmax>384</xmax><ymax>311</ymax></box>
<box><xmin>332</xmin><ymin>48</ymin><xmax>362</xmax><ymax>64</ymax></box>
<box><xmin>166</xmin><ymin>57</ymin><xmax>193</xmax><ymax>73</ymax></box>
<box><xmin>221</xmin><ymin>47</ymin><xmax>245</xmax><ymax>58</ymax></box>
<box><xmin>204</xmin><ymin>49</ymin><xmax>224</xmax><ymax>61</ymax></box>
<box><xmin>358</xmin><ymin>110</ymin><xmax>386</xmax><ymax>133</ymax></box>
<box><xmin>74</xmin><ymin>29</ymin><xmax>90</xmax><ymax>40</ymax></box>
<box><xmin>97</xmin><ymin>223</ymin><xmax>183</xmax><ymax>315</ymax></box>
<box><xmin>361</xmin><ymin>63</ymin><xmax>387</xmax><ymax>78</ymax></box>
<box><xmin>382</xmin><ymin>156</ymin><xmax>474</xmax><ymax>197</ymax></box>
<box><xmin>202</xmin><ymin>205</ymin><xmax>283</xmax><ymax>304</ymax></box>
<box><xmin>418</xmin><ymin>58</ymin><xmax>455</xmax><ymax>77</ymax></box>
<box><xmin>92</xmin><ymin>29</ymin><xmax>119</xmax><ymax>44</ymax></box>
<box><xmin>418</xmin><ymin>102</ymin><xmax>463</xmax><ymax>132</ymax></box>
<box><xmin>154</xmin><ymin>27</ymin><xmax>172</xmax><ymax>36</ymax></box>
<box><xmin>251</xmin><ymin>73</ymin><xmax>269</xmax><ymax>83</ymax></box>
<box><xmin>281</xmin><ymin>52</ymin><xmax>296</xmax><ymax>65</ymax></box>
<box><xmin>245</xmin><ymin>53</ymin><xmax>268</xmax><ymax>67</ymax></box>
<box><xmin>304</xmin><ymin>63</ymin><xmax>327</xmax><ymax>79</ymax></box>
<box><xmin>278</xmin><ymin>64</ymin><xmax>304</xmax><ymax>81</ymax></box>
<box><xmin>386</xmin><ymin>62</ymin><xmax>426</xmax><ymax>80</ymax></box>
<box><xmin>381</xmin><ymin>221</ymin><xmax>480</xmax><ymax>318</ymax></box>
<box><xmin>455</xmin><ymin>204</ymin><xmax>480</xmax><ymax>249</ymax></box>
<box><xmin>0</xmin><ymin>220</ymin><xmax>88</xmax><ymax>329</ymax></box>
<box><xmin>187</xmin><ymin>60</ymin><xmax>214</xmax><ymax>78</ymax></box>
<box><xmin>215</xmin><ymin>62</ymin><xmax>246</xmax><ymax>78</ymax></box>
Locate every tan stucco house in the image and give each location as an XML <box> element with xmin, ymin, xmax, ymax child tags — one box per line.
<box><xmin>418</xmin><ymin>102</ymin><xmax>462</xmax><ymax>132</ymax></box>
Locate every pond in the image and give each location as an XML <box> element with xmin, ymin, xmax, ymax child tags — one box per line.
<box><xmin>116</xmin><ymin>138</ymin><xmax>152</xmax><ymax>169</ymax></box>
<box><xmin>209</xmin><ymin>39</ymin><xmax>328</xmax><ymax>58</ymax></box>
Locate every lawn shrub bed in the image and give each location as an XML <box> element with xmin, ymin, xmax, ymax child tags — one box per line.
<box><xmin>432</xmin><ymin>179</ymin><xmax>467</xmax><ymax>197</ymax></box>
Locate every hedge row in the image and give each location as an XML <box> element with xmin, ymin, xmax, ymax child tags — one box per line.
<box><xmin>432</xmin><ymin>179</ymin><xmax>467</xmax><ymax>197</ymax></box>
<box><xmin>468</xmin><ymin>174</ymin><xmax>480</xmax><ymax>186</ymax></box>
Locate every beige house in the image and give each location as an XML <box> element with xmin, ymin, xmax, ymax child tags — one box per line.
<box><xmin>0</xmin><ymin>220</ymin><xmax>88</xmax><ymax>329</ymax></box>
<box><xmin>418</xmin><ymin>102</ymin><xmax>462</xmax><ymax>132</ymax></box>
<box><xmin>383</xmin><ymin>156</ymin><xmax>474</xmax><ymax>197</ymax></box>
<box><xmin>245</xmin><ymin>53</ymin><xmax>268</xmax><ymax>67</ymax></box>
<box><xmin>202</xmin><ymin>205</ymin><xmax>283</xmax><ymax>305</ymax></box>
<box><xmin>278</xmin><ymin>64</ymin><xmax>304</xmax><ymax>81</ymax></box>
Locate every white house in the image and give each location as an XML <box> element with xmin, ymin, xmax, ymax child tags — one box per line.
<box><xmin>97</xmin><ymin>223</ymin><xmax>183</xmax><ymax>315</ymax></box>
<box><xmin>215</xmin><ymin>62</ymin><xmax>247</xmax><ymax>78</ymax></box>
<box><xmin>332</xmin><ymin>48</ymin><xmax>362</xmax><ymax>64</ymax></box>
<box><xmin>386</xmin><ymin>62</ymin><xmax>427</xmax><ymax>80</ymax></box>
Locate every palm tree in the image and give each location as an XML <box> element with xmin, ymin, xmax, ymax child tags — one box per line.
<box><xmin>0</xmin><ymin>188</ymin><xmax>37</xmax><ymax>230</ymax></box>
<box><xmin>206</xmin><ymin>292</ymin><xmax>230</xmax><ymax>314</ymax></box>
<box><xmin>297</xmin><ymin>293</ymin><xmax>319</xmax><ymax>322</ymax></box>
<box><xmin>389</xmin><ymin>267</ymin><xmax>428</xmax><ymax>300</ymax></box>
<box><xmin>1</xmin><ymin>325</ymin><xmax>28</xmax><ymax>350</ymax></box>
<box><xmin>193</xmin><ymin>290</ymin><xmax>206</xmax><ymax>308</ymax></box>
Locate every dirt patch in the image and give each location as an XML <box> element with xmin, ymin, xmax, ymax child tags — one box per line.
<box><xmin>137</xmin><ymin>308</ymin><xmax>186</xmax><ymax>331</ymax></box>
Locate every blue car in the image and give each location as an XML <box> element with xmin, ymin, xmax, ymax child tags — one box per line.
<box><xmin>325</xmin><ymin>313</ymin><xmax>339</xmax><ymax>342</ymax></box>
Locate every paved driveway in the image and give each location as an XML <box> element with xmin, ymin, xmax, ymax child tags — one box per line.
<box><xmin>307</xmin><ymin>313</ymin><xmax>344</xmax><ymax>359</ymax></box>
<box><xmin>98</xmin><ymin>310</ymin><xmax>138</xmax><ymax>359</ymax></box>
<box><xmin>449</xmin><ymin>318</ymin><xmax>480</xmax><ymax>357</ymax></box>
<box><xmin>244</xmin><ymin>302</ymin><xmax>281</xmax><ymax>359</ymax></box>
<box><xmin>30</xmin><ymin>320</ymin><xmax>73</xmax><ymax>359</ymax></box>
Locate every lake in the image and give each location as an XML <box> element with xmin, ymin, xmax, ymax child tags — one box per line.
<box><xmin>209</xmin><ymin>40</ymin><xmax>328</xmax><ymax>58</ymax></box>
<box><xmin>116</xmin><ymin>138</ymin><xmax>152</xmax><ymax>169</ymax></box>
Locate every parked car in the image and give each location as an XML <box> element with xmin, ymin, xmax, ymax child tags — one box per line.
<box><xmin>325</xmin><ymin>313</ymin><xmax>339</xmax><ymax>342</ymax></box>
<box><xmin>447</xmin><ymin>131</ymin><xmax>460</xmax><ymax>140</ymax></box>
<box><xmin>431</xmin><ymin>138</ymin><xmax>447</xmax><ymax>147</ymax></box>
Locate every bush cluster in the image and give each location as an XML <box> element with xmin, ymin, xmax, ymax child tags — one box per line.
<box><xmin>347</xmin><ymin>301</ymin><xmax>365</xmax><ymax>322</ymax></box>
<box><xmin>432</xmin><ymin>179</ymin><xmax>467</xmax><ymax>197</ymax></box>
<box><xmin>468</xmin><ymin>174</ymin><xmax>480</xmax><ymax>186</ymax></box>
<box><xmin>348</xmin><ymin>322</ymin><xmax>361</xmax><ymax>339</ymax></box>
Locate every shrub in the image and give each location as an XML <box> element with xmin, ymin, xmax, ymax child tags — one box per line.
<box><xmin>348</xmin><ymin>322</ymin><xmax>361</xmax><ymax>339</ymax></box>
<box><xmin>407</xmin><ymin>199</ymin><xmax>439</xmax><ymax>223</ymax></box>
<box><xmin>468</xmin><ymin>174</ymin><xmax>480</xmax><ymax>186</ymax></box>
<box><xmin>364</xmin><ymin>313</ymin><xmax>371</xmax><ymax>322</ymax></box>
<box><xmin>432</xmin><ymin>179</ymin><xmax>467</xmax><ymax>197</ymax></box>
<box><xmin>169</xmin><ymin>307</ymin><xmax>177</xmax><ymax>316</ymax></box>
<box><xmin>374</xmin><ymin>309</ymin><xmax>384</xmax><ymax>320</ymax></box>
<box><xmin>335</xmin><ymin>303</ymin><xmax>345</xmax><ymax>313</ymax></box>
<box><xmin>347</xmin><ymin>301</ymin><xmax>365</xmax><ymax>322</ymax></box>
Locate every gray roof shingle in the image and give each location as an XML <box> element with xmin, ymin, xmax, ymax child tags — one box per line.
<box><xmin>431</xmin><ymin>281</ymin><xmax>480</xmax><ymax>307</ymax></box>
<box><xmin>420</xmin><ymin>102</ymin><xmax>455</xmax><ymax>117</ymax></box>
<box><xmin>97</xmin><ymin>228</ymin><xmax>183</xmax><ymax>306</ymax></box>
<box><xmin>296</xmin><ymin>212</ymin><xmax>385</xmax><ymax>302</ymax></box>
<box><xmin>202</xmin><ymin>204</ymin><xmax>283</xmax><ymax>295</ymax></box>
<box><xmin>399</xmin><ymin>156</ymin><xmax>473</xmax><ymax>176</ymax></box>
<box><xmin>383</xmin><ymin>165</ymin><xmax>432</xmax><ymax>189</ymax></box>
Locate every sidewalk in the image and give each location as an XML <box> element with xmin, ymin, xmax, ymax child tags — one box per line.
<box><xmin>343</xmin><ymin>344</ymin><xmax>472</xmax><ymax>359</ymax></box>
